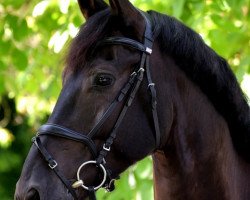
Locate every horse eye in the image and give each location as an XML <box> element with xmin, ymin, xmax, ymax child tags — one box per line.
<box><xmin>93</xmin><ymin>74</ymin><xmax>114</xmax><ymax>87</ymax></box>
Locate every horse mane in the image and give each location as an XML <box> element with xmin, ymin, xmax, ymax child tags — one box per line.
<box><xmin>148</xmin><ymin>11</ymin><xmax>250</xmax><ymax>159</ymax></box>
<box><xmin>65</xmin><ymin>8</ymin><xmax>250</xmax><ymax>159</ymax></box>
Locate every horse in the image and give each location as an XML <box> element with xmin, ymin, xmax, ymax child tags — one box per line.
<box><xmin>15</xmin><ymin>0</ymin><xmax>250</xmax><ymax>199</ymax></box>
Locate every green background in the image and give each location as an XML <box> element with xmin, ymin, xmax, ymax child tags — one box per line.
<box><xmin>0</xmin><ymin>0</ymin><xmax>250</xmax><ymax>199</ymax></box>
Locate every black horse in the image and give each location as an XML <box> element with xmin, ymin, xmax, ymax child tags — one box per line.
<box><xmin>15</xmin><ymin>0</ymin><xmax>250</xmax><ymax>199</ymax></box>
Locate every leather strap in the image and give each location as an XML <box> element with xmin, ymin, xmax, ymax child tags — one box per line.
<box><xmin>87</xmin><ymin>72</ymin><xmax>137</xmax><ymax>138</ymax></box>
<box><xmin>88</xmin><ymin>187</ymin><xmax>97</xmax><ymax>200</ymax></box>
<box><xmin>96</xmin><ymin>68</ymin><xmax>145</xmax><ymax>165</ymax></box>
<box><xmin>145</xmin><ymin>56</ymin><xmax>161</xmax><ymax>148</ymax></box>
<box><xmin>97</xmin><ymin>37</ymin><xmax>152</xmax><ymax>55</ymax></box>
<box><xmin>32</xmin><ymin>137</ymin><xmax>78</xmax><ymax>199</ymax></box>
<box><xmin>38</xmin><ymin>124</ymin><xmax>98</xmax><ymax>157</ymax></box>
<box><xmin>142</xmin><ymin>11</ymin><xmax>161</xmax><ymax>148</ymax></box>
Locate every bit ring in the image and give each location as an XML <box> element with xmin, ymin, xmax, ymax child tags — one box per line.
<box><xmin>74</xmin><ymin>160</ymin><xmax>107</xmax><ymax>191</ymax></box>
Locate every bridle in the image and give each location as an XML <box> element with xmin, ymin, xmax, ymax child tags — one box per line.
<box><xmin>32</xmin><ymin>12</ymin><xmax>161</xmax><ymax>200</ymax></box>
<box><xmin>32</xmin><ymin>11</ymin><xmax>160</xmax><ymax>200</ymax></box>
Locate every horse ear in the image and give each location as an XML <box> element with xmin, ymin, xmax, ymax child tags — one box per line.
<box><xmin>78</xmin><ymin>0</ymin><xmax>108</xmax><ymax>19</ymax></box>
<box><xmin>109</xmin><ymin>0</ymin><xmax>145</xmax><ymax>38</ymax></box>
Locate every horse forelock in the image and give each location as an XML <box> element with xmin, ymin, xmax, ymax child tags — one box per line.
<box><xmin>64</xmin><ymin>8</ymin><xmax>111</xmax><ymax>76</ymax></box>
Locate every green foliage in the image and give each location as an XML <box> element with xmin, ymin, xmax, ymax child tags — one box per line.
<box><xmin>0</xmin><ymin>0</ymin><xmax>249</xmax><ymax>199</ymax></box>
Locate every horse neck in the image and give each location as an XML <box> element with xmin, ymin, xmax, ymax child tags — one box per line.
<box><xmin>151</xmin><ymin>53</ymin><xmax>250</xmax><ymax>200</ymax></box>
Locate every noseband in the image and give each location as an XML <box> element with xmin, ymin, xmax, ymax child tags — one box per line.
<box><xmin>32</xmin><ymin>12</ymin><xmax>161</xmax><ymax>200</ymax></box>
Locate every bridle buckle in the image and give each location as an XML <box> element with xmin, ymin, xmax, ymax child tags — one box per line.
<box><xmin>146</xmin><ymin>47</ymin><xmax>152</xmax><ymax>54</ymax></box>
<box><xmin>48</xmin><ymin>160</ymin><xmax>58</xmax><ymax>169</ymax></box>
<box><xmin>148</xmin><ymin>83</ymin><xmax>155</xmax><ymax>89</ymax></box>
<box><xmin>104</xmin><ymin>178</ymin><xmax>116</xmax><ymax>192</ymax></box>
<box><xmin>103</xmin><ymin>144</ymin><xmax>110</xmax><ymax>151</ymax></box>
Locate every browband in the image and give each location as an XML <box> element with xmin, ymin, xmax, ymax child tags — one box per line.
<box><xmin>98</xmin><ymin>37</ymin><xmax>152</xmax><ymax>54</ymax></box>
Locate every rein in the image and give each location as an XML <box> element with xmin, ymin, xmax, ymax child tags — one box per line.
<box><xmin>32</xmin><ymin>12</ymin><xmax>160</xmax><ymax>200</ymax></box>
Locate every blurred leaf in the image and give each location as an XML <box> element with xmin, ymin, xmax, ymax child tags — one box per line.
<box><xmin>13</xmin><ymin>19</ymin><xmax>30</xmax><ymax>41</ymax></box>
<box><xmin>5</xmin><ymin>14</ymin><xmax>30</xmax><ymax>41</ymax></box>
<box><xmin>0</xmin><ymin>72</ymin><xmax>5</xmax><ymax>95</ymax></box>
<box><xmin>12</xmin><ymin>48</ymin><xmax>28</xmax><ymax>71</ymax></box>
<box><xmin>173</xmin><ymin>0</ymin><xmax>185</xmax><ymax>18</ymax></box>
<box><xmin>0</xmin><ymin>151</ymin><xmax>21</xmax><ymax>172</ymax></box>
<box><xmin>72</xmin><ymin>14</ymin><xmax>83</xmax><ymax>27</ymax></box>
<box><xmin>0</xmin><ymin>40</ymin><xmax>11</xmax><ymax>56</ymax></box>
<box><xmin>1</xmin><ymin>0</ymin><xmax>23</xmax><ymax>8</ymax></box>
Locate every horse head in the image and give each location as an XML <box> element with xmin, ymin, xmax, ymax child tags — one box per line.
<box><xmin>15</xmin><ymin>0</ymin><xmax>171</xmax><ymax>199</ymax></box>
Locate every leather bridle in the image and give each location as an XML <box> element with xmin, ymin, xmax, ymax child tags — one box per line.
<box><xmin>32</xmin><ymin>12</ymin><xmax>161</xmax><ymax>200</ymax></box>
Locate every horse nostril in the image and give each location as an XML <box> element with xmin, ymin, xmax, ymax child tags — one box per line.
<box><xmin>26</xmin><ymin>188</ymin><xmax>40</xmax><ymax>200</ymax></box>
